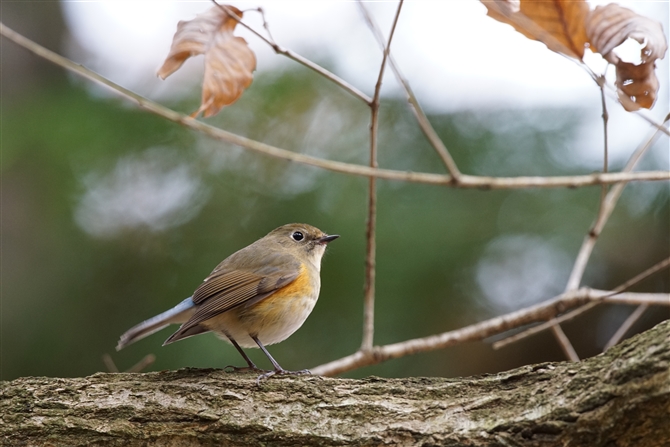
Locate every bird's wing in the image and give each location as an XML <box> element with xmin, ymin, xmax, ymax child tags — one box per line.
<box><xmin>163</xmin><ymin>251</ymin><xmax>300</xmax><ymax>344</ymax></box>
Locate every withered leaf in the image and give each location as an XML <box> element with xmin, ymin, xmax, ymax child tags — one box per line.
<box><xmin>483</xmin><ymin>0</ymin><xmax>590</xmax><ymax>60</ymax></box>
<box><xmin>586</xmin><ymin>4</ymin><xmax>668</xmax><ymax>111</ymax></box>
<box><xmin>612</xmin><ymin>61</ymin><xmax>659</xmax><ymax>111</ymax></box>
<box><xmin>586</xmin><ymin>4</ymin><xmax>668</xmax><ymax>65</ymax></box>
<box><xmin>158</xmin><ymin>5</ymin><xmax>257</xmax><ymax>117</ymax></box>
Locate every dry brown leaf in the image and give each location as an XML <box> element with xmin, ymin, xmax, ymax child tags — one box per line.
<box><xmin>483</xmin><ymin>0</ymin><xmax>590</xmax><ymax>60</ymax></box>
<box><xmin>158</xmin><ymin>5</ymin><xmax>256</xmax><ymax>117</ymax></box>
<box><xmin>611</xmin><ymin>61</ymin><xmax>659</xmax><ymax>111</ymax></box>
<box><xmin>586</xmin><ymin>4</ymin><xmax>668</xmax><ymax>111</ymax></box>
<box><xmin>586</xmin><ymin>4</ymin><xmax>667</xmax><ymax>65</ymax></box>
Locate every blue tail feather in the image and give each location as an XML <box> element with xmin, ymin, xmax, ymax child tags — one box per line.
<box><xmin>116</xmin><ymin>297</ymin><xmax>195</xmax><ymax>351</ymax></box>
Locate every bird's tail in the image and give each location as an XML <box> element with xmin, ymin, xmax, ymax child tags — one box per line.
<box><xmin>116</xmin><ymin>297</ymin><xmax>195</xmax><ymax>351</ymax></box>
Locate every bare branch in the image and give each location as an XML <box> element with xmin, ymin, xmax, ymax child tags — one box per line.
<box><xmin>609</xmin><ymin>256</ymin><xmax>670</xmax><ymax>296</ymax></box>
<box><xmin>493</xmin><ymin>302</ymin><xmax>600</xmax><ymax>350</ymax></box>
<box><xmin>565</xmin><ymin>114</ymin><xmax>670</xmax><ymax>291</ymax></box>
<box><xmin>550</xmin><ymin>323</ymin><xmax>580</xmax><ymax>361</ymax></box>
<box><xmin>357</xmin><ymin>1</ymin><xmax>461</xmax><ymax>180</ymax></box>
<box><xmin>456</xmin><ymin>172</ymin><xmax>670</xmax><ymax>189</ymax></box>
<box><xmin>596</xmin><ymin>293</ymin><xmax>670</xmax><ymax>305</ymax></box>
<box><xmin>1</xmin><ymin>23</ymin><xmax>667</xmax><ymax>191</ymax></box>
<box><xmin>597</xmin><ymin>76</ymin><xmax>612</xmax><ymax>227</ymax></box>
<box><xmin>126</xmin><ymin>354</ymin><xmax>157</xmax><ymax>373</ymax></box>
<box><xmin>102</xmin><ymin>354</ymin><xmax>119</xmax><ymax>373</ymax></box>
<box><xmin>311</xmin><ymin>289</ymin><xmax>669</xmax><ymax>376</ymax></box>
<box><xmin>361</xmin><ymin>0</ymin><xmax>404</xmax><ymax>352</ymax></box>
<box><xmin>362</xmin><ymin>185</ymin><xmax>377</xmax><ymax>352</ymax></box>
<box><xmin>546</xmin><ymin>75</ymin><xmax>611</xmax><ymax>361</ymax></box>
<box><xmin>494</xmin><ymin>257</ymin><xmax>670</xmax><ymax>349</ymax></box>
<box><xmin>604</xmin><ymin>304</ymin><xmax>649</xmax><ymax>351</ymax></box>
<box><xmin>599</xmin><ymin>76</ymin><xmax>610</xmax><ymax>179</ymax></box>
<box><xmin>103</xmin><ymin>353</ymin><xmax>156</xmax><ymax>373</ymax></box>
<box><xmin>603</xmin><ymin>256</ymin><xmax>670</xmax><ymax>349</ymax></box>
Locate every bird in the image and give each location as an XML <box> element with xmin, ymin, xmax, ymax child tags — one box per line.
<box><xmin>116</xmin><ymin>223</ymin><xmax>339</xmax><ymax>381</ymax></box>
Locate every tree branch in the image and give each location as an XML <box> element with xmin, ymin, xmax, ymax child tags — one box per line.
<box><xmin>604</xmin><ymin>304</ymin><xmax>649</xmax><ymax>350</ymax></box>
<box><xmin>550</xmin><ymin>323</ymin><xmax>579</xmax><ymax>361</ymax></box>
<box><xmin>541</xmin><ymin>113</ymin><xmax>670</xmax><ymax>354</ymax></box>
<box><xmin>545</xmin><ymin>75</ymin><xmax>613</xmax><ymax>361</ymax></box>
<box><xmin>3</xmin><ymin>320</ymin><xmax>669</xmax><ymax>446</ymax></box>
<box><xmin>494</xmin><ymin>257</ymin><xmax>670</xmax><ymax>349</ymax></box>
<box><xmin>360</xmin><ymin>0</ymin><xmax>403</xmax><ymax>353</ymax></box>
<box><xmin>357</xmin><ymin>1</ymin><xmax>461</xmax><ymax>180</ymax></box>
<box><xmin>1</xmin><ymin>22</ymin><xmax>666</xmax><ymax>191</ymax></box>
<box><xmin>565</xmin><ymin>114</ymin><xmax>669</xmax><ymax>291</ymax></box>
<box><xmin>311</xmin><ymin>289</ymin><xmax>669</xmax><ymax>376</ymax></box>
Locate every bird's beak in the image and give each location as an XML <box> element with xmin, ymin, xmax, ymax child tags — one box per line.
<box><xmin>317</xmin><ymin>234</ymin><xmax>339</xmax><ymax>244</ymax></box>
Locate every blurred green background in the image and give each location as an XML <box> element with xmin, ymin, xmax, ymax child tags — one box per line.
<box><xmin>1</xmin><ymin>2</ymin><xmax>668</xmax><ymax>381</ymax></box>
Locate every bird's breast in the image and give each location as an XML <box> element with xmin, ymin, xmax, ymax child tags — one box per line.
<box><xmin>207</xmin><ymin>263</ymin><xmax>322</xmax><ymax>348</ymax></box>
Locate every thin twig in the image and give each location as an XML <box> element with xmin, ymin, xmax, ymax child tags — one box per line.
<box><xmin>546</xmin><ymin>320</ymin><xmax>578</xmax><ymax>362</ymax></box>
<box><xmin>102</xmin><ymin>354</ymin><xmax>119</xmax><ymax>373</ymax></box>
<box><xmin>597</xmin><ymin>75</ymin><xmax>610</xmax><ymax>216</ymax></box>
<box><xmin>212</xmin><ymin>1</ymin><xmax>372</xmax><ymax>104</ymax></box>
<box><xmin>1</xmin><ymin>22</ymin><xmax>667</xmax><ymax>190</ymax></box>
<box><xmin>494</xmin><ymin>257</ymin><xmax>670</xmax><ymax>349</ymax></box>
<box><xmin>254</xmin><ymin>7</ymin><xmax>276</xmax><ymax>44</ymax></box>
<box><xmin>597</xmin><ymin>293</ymin><xmax>668</xmax><ymax>305</ymax></box>
<box><xmin>545</xmin><ymin>75</ymin><xmax>612</xmax><ymax>361</ymax></box>
<box><xmin>311</xmin><ymin>289</ymin><xmax>669</xmax><ymax>376</ymax></box>
<box><xmin>608</xmin><ymin>257</ymin><xmax>670</xmax><ymax>296</ymax></box>
<box><xmin>604</xmin><ymin>304</ymin><xmax>649</xmax><ymax>351</ymax></box>
<box><xmin>606</xmin><ymin>256</ymin><xmax>670</xmax><ymax>352</ymax></box>
<box><xmin>550</xmin><ymin>323</ymin><xmax>579</xmax><ymax>361</ymax></box>
<box><xmin>126</xmin><ymin>354</ymin><xmax>157</xmax><ymax>373</ymax></box>
<box><xmin>493</xmin><ymin>302</ymin><xmax>600</xmax><ymax>350</ymax></box>
<box><xmin>357</xmin><ymin>1</ymin><xmax>461</xmax><ymax>180</ymax></box>
<box><xmin>104</xmin><ymin>353</ymin><xmax>156</xmax><ymax>373</ymax></box>
<box><xmin>565</xmin><ymin>114</ymin><xmax>670</xmax><ymax>291</ymax></box>
<box><xmin>361</xmin><ymin>0</ymin><xmax>404</xmax><ymax>352</ymax></box>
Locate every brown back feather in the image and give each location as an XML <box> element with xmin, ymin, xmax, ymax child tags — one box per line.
<box><xmin>164</xmin><ymin>249</ymin><xmax>301</xmax><ymax>344</ymax></box>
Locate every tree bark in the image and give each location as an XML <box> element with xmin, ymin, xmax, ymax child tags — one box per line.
<box><xmin>2</xmin><ymin>320</ymin><xmax>669</xmax><ymax>447</ymax></box>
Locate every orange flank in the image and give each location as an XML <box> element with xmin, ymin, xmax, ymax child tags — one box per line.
<box><xmin>198</xmin><ymin>261</ymin><xmax>322</xmax><ymax>347</ymax></box>
<box><xmin>275</xmin><ymin>264</ymin><xmax>313</xmax><ymax>298</ymax></box>
<box><xmin>247</xmin><ymin>264</ymin><xmax>316</xmax><ymax>326</ymax></box>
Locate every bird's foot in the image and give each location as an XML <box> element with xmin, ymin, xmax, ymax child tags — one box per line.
<box><xmin>256</xmin><ymin>368</ymin><xmax>311</xmax><ymax>385</ymax></box>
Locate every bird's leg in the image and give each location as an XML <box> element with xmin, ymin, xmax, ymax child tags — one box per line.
<box><xmin>224</xmin><ymin>334</ymin><xmax>267</xmax><ymax>374</ymax></box>
<box><xmin>252</xmin><ymin>335</ymin><xmax>311</xmax><ymax>383</ymax></box>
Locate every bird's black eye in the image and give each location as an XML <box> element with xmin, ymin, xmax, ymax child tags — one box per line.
<box><xmin>291</xmin><ymin>231</ymin><xmax>304</xmax><ymax>241</ymax></box>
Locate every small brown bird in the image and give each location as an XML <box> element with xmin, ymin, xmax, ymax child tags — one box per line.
<box><xmin>117</xmin><ymin>223</ymin><xmax>339</xmax><ymax>381</ymax></box>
